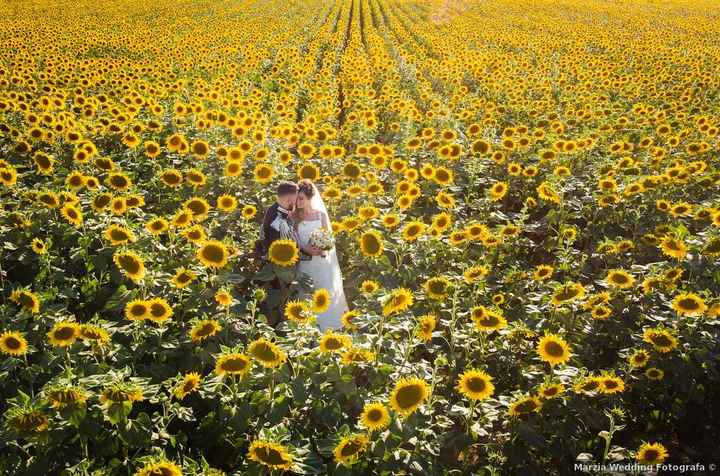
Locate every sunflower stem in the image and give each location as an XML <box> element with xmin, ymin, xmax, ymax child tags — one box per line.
<box><xmin>466</xmin><ymin>399</ymin><xmax>477</xmax><ymax>435</ymax></box>
<box><xmin>268</xmin><ymin>372</ymin><xmax>276</xmax><ymax>409</ymax></box>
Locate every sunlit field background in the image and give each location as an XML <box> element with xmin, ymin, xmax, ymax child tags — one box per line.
<box><xmin>1</xmin><ymin>0</ymin><xmax>720</xmax><ymax>474</ymax></box>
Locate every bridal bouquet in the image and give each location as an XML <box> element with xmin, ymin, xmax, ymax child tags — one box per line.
<box><xmin>308</xmin><ymin>228</ymin><xmax>334</xmax><ymax>256</ymax></box>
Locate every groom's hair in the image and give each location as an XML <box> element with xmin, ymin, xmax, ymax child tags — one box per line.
<box><xmin>276</xmin><ymin>181</ymin><xmax>298</xmax><ymax>196</ymax></box>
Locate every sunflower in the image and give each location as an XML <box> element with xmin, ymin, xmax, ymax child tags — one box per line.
<box><xmin>489</xmin><ymin>181</ymin><xmax>508</xmax><ymax>201</ymax></box>
<box><xmin>147</xmin><ymin>297</ymin><xmax>173</xmax><ymax>323</ymax></box>
<box><xmin>113</xmin><ymin>251</ymin><xmax>146</xmax><ymax>282</ymax></box>
<box><xmin>361</xmin><ymin>280</ymin><xmax>380</xmax><ymax>294</ymax></box>
<box><xmin>106</xmin><ymin>172</ymin><xmax>132</xmax><ymax>191</ymax></box>
<box><xmin>537</xmin><ymin>334</ymin><xmax>571</xmax><ymax>366</ymax></box>
<box><xmin>360</xmin><ymin>402</ymin><xmax>391</xmax><ymax>431</ymax></box>
<box><xmin>432</xmin><ymin>166</ymin><xmax>453</xmax><ymax>185</ymax></box>
<box><xmin>214</xmin><ymin>352</ymin><xmax>251</xmax><ymax>377</ymax></box>
<box><xmin>247</xmin><ymin>440</ymin><xmax>293</xmax><ymax>471</ymax></box>
<box><xmin>456</xmin><ymin>369</ymin><xmax>495</xmax><ymax>401</ymax></box>
<box><xmin>598</xmin><ymin>374</ymin><xmax>625</xmax><ymax>394</ymax></box>
<box><xmin>133</xmin><ymin>459</ymin><xmax>183</xmax><ymax>476</ymax></box>
<box><xmin>191</xmin><ymin>140</ymin><xmax>210</xmax><ymax>158</ymax></box>
<box><xmin>401</xmin><ymin>221</ymin><xmax>426</xmax><ymax>242</ymax></box>
<box><xmin>10</xmin><ymin>289</ymin><xmax>40</xmax><ymax>314</ymax></box>
<box><xmin>174</xmin><ymin>372</ymin><xmax>202</xmax><ymax>400</ymax></box>
<box><xmin>182</xmin><ymin>225</ymin><xmax>206</xmax><ymax>244</ymax></box>
<box><xmin>550</xmin><ymin>282</ymin><xmax>586</xmax><ymax>306</ymax></box>
<box><xmin>190</xmin><ymin>319</ymin><xmax>222</xmax><ymax>342</ymax></box>
<box><xmin>645</xmin><ymin>367</ymin><xmax>664</xmax><ymax>380</ymax></box>
<box><xmin>533</xmin><ymin>265</ymin><xmax>554</xmax><ymax>282</ymax></box>
<box><xmin>253</xmin><ymin>163</ymin><xmax>274</xmax><ymax>184</ymax></box>
<box><xmin>248</xmin><ymin>338</ymin><xmax>287</xmax><ymax>368</ymax></box>
<box><xmin>285</xmin><ymin>300</ymin><xmax>312</xmax><ymax>323</ymax></box>
<box><xmin>628</xmin><ymin>349</ymin><xmax>650</xmax><ymax>368</ymax></box>
<box><xmin>333</xmin><ymin>434</ymin><xmax>369</xmax><ymax>466</ymax></box>
<box><xmin>359</xmin><ymin>230</ymin><xmax>384</xmax><ymax>258</ymax></box>
<box><xmin>423</xmin><ymin>276</ymin><xmax>451</xmax><ymax>300</ymax></box>
<box><xmin>463</xmin><ymin>265</ymin><xmax>489</xmax><ymax>283</ymax></box>
<box><xmin>381</xmin><ymin>213</ymin><xmax>400</xmax><ymax>228</ymax></box>
<box><xmin>196</xmin><ymin>240</ymin><xmax>229</xmax><ymax>269</ymax></box>
<box><xmin>171</xmin><ymin>267</ymin><xmax>196</xmax><ymax>289</ymax></box>
<box><xmin>125</xmin><ymin>299</ymin><xmax>150</xmax><ymax>321</ymax></box>
<box><xmin>605</xmin><ymin>269</ymin><xmax>635</xmax><ymax>289</ymax></box>
<box><xmin>109</xmin><ymin>197</ymin><xmax>127</xmax><ymax>216</ymax></box>
<box><xmin>79</xmin><ymin>324</ymin><xmax>110</xmax><ymax>344</ymax></box>
<box><xmin>415</xmin><ymin>314</ymin><xmax>436</xmax><ymax>342</ymax></box>
<box><xmin>47</xmin><ymin>321</ymin><xmax>81</xmax><ymax>347</ymax></box>
<box><xmin>591</xmin><ymin>305</ymin><xmax>612</xmax><ymax>320</ymax></box>
<box><xmin>297</xmin><ymin>161</ymin><xmax>320</xmax><ymax>180</ymax></box>
<box><xmin>642</xmin><ymin>328</ymin><xmax>678</xmax><ymax>353</ymax></box>
<box><xmin>341</xmin><ymin>347</ymin><xmax>375</xmax><ymax>365</ymax></box>
<box><xmin>389</xmin><ymin>377</ymin><xmax>429</xmax><ymax>417</ymax></box>
<box><xmin>30</xmin><ymin>238</ymin><xmax>47</xmax><ymax>255</ymax></box>
<box><xmin>430</xmin><ymin>212</ymin><xmax>452</xmax><ymax>234</ymax></box>
<box><xmin>311</xmin><ymin>288</ymin><xmax>331</xmax><ymax>314</ymax></box>
<box><xmin>160</xmin><ymin>169</ymin><xmax>183</xmax><ymax>187</ymax></box>
<box><xmin>659</xmin><ymin>237</ymin><xmax>687</xmax><ymax>259</ymax></box>
<box><xmin>215</xmin><ymin>290</ymin><xmax>233</xmax><ymax>307</ymax></box>
<box><xmin>241</xmin><ymin>204</ymin><xmax>257</xmax><ymax>220</ymax></box>
<box><xmin>382</xmin><ymin>288</ymin><xmax>414</xmax><ymax>316</ymax></box>
<box><xmin>268</xmin><ymin>239</ymin><xmax>299</xmax><ymax>267</ymax></box>
<box><xmin>340</xmin><ymin>310</ymin><xmax>359</xmax><ymax>330</ymax></box>
<box><xmin>60</xmin><ymin>204</ymin><xmax>83</xmax><ymax>226</ymax></box>
<box><xmin>538</xmin><ymin>382</ymin><xmax>565</xmax><ymax>399</ymax></box>
<box><xmin>46</xmin><ymin>386</ymin><xmax>88</xmax><ymax>409</ymax></box>
<box><xmin>671</xmin><ymin>292</ymin><xmax>707</xmax><ymax>316</ymax></box>
<box><xmin>636</xmin><ymin>442</ymin><xmax>668</xmax><ymax>465</ymax></box>
<box><xmin>319</xmin><ymin>331</ymin><xmax>351</xmax><ymax>353</ymax></box>
<box><xmin>508</xmin><ymin>395</ymin><xmax>542</xmax><ymax>417</ymax></box>
<box><xmin>0</xmin><ymin>331</ymin><xmax>28</xmax><ymax>357</ymax></box>
<box><xmin>105</xmin><ymin>224</ymin><xmax>136</xmax><ymax>245</ymax></box>
<box><xmin>573</xmin><ymin>376</ymin><xmax>602</xmax><ymax>394</ymax></box>
<box><xmin>184</xmin><ymin>197</ymin><xmax>211</xmax><ymax>221</ymax></box>
<box><xmin>473</xmin><ymin>309</ymin><xmax>508</xmax><ymax>332</ymax></box>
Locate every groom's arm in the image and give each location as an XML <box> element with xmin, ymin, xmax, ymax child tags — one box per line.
<box><xmin>261</xmin><ymin>206</ymin><xmax>280</xmax><ymax>252</ymax></box>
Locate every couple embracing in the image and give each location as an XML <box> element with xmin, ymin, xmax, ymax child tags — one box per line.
<box><xmin>255</xmin><ymin>179</ymin><xmax>349</xmax><ymax>331</ymax></box>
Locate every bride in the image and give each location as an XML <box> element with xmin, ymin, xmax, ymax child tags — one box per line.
<box><xmin>292</xmin><ymin>179</ymin><xmax>349</xmax><ymax>331</ymax></box>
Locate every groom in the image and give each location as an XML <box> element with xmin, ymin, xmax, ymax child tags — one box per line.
<box><xmin>253</xmin><ymin>181</ymin><xmax>308</xmax><ymax>327</ymax></box>
<box><xmin>257</xmin><ymin>181</ymin><xmax>298</xmax><ymax>255</ymax></box>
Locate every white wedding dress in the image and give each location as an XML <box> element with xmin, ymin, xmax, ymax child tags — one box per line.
<box><xmin>297</xmin><ymin>213</ymin><xmax>349</xmax><ymax>331</ymax></box>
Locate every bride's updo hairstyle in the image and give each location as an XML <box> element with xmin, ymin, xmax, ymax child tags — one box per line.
<box><xmin>292</xmin><ymin>179</ymin><xmax>316</xmax><ymax>224</ymax></box>
<box><xmin>297</xmin><ymin>179</ymin><xmax>315</xmax><ymax>198</ymax></box>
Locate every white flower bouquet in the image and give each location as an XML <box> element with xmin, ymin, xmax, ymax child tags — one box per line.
<box><xmin>308</xmin><ymin>228</ymin><xmax>334</xmax><ymax>256</ymax></box>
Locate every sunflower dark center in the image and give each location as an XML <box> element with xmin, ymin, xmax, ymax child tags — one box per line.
<box><xmin>367</xmin><ymin>409</ymin><xmax>383</xmax><ymax>421</ymax></box>
<box><xmin>5</xmin><ymin>337</ymin><xmax>21</xmax><ymax>349</ymax></box>
<box><xmin>221</xmin><ymin>356</ymin><xmax>248</xmax><ymax>372</ymax></box>
<box><xmin>678</xmin><ymin>298</ymin><xmax>700</xmax><ymax>310</ymax></box>
<box><xmin>650</xmin><ymin>334</ymin><xmax>672</xmax><ymax>346</ymax></box>
<box><xmin>54</xmin><ymin>327</ymin><xmax>76</xmax><ymax>340</ymax></box>
<box><xmin>118</xmin><ymin>255</ymin><xmax>141</xmax><ymax>273</ymax></box>
<box><xmin>466</xmin><ymin>377</ymin><xmax>486</xmax><ymax>393</ymax></box>
<box><xmin>202</xmin><ymin>245</ymin><xmax>225</xmax><ymax>263</ymax></box>
<box><xmin>251</xmin><ymin>343</ymin><xmax>278</xmax><ymax>362</ymax></box>
<box><xmin>324</xmin><ymin>338</ymin><xmax>343</xmax><ymax>350</ymax></box>
<box><xmin>515</xmin><ymin>399</ymin><xmax>538</xmax><ymax>413</ymax></box>
<box><xmin>255</xmin><ymin>446</ymin><xmax>288</xmax><ymax>465</ymax></box>
<box><xmin>544</xmin><ymin>341</ymin><xmax>565</xmax><ymax>357</ymax></box>
<box><xmin>340</xmin><ymin>440</ymin><xmax>362</xmax><ymax>457</ymax></box>
<box><xmin>396</xmin><ymin>384</ymin><xmax>423</xmax><ymax>409</ymax></box>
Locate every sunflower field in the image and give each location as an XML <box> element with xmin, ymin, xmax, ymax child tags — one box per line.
<box><xmin>2</xmin><ymin>0</ymin><xmax>720</xmax><ymax>474</ymax></box>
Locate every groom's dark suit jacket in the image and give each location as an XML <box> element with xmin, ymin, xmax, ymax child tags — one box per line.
<box><xmin>255</xmin><ymin>203</ymin><xmax>310</xmax><ymax>261</ymax></box>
